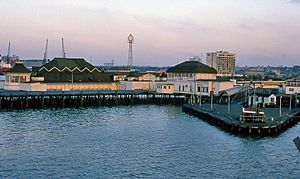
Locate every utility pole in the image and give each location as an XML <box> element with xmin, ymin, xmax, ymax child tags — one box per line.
<box><xmin>62</xmin><ymin>38</ymin><xmax>66</xmax><ymax>58</ymax></box>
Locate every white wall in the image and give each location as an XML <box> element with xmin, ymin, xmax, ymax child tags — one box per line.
<box><xmin>285</xmin><ymin>87</ymin><xmax>300</xmax><ymax>94</ymax></box>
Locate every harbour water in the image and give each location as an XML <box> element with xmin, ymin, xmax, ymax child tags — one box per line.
<box><xmin>0</xmin><ymin>105</ymin><xmax>300</xmax><ymax>178</ymax></box>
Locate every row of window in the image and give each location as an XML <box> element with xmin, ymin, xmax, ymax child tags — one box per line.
<box><xmin>168</xmin><ymin>73</ymin><xmax>193</xmax><ymax>78</ymax></box>
<box><xmin>178</xmin><ymin>85</ymin><xmax>208</xmax><ymax>92</ymax></box>
<box><xmin>6</xmin><ymin>76</ymin><xmax>27</xmax><ymax>83</ymax></box>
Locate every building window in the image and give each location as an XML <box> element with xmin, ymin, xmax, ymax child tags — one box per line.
<box><xmin>179</xmin><ymin>86</ymin><xmax>181</xmax><ymax>91</ymax></box>
<box><xmin>164</xmin><ymin>86</ymin><xmax>167</xmax><ymax>89</ymax></box>
<box><xmin>289</xmin><ymin>88</ymin><xmax>295</xmax><ymax>92</ymax></box>
<box><xmin>183</xmin><ymin>86</ymin><xmax>185</xmax><ymax>91</ymax></box>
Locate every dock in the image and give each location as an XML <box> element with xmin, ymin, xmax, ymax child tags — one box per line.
<box><xmin>0</xmin><ymin>90</ymin><xmax>187</xmax><ymax>110</ymax></box>
<box><xmin>183</xmin><ymin>104</ymin><xmax>300</xmax><ymax>137</ymax></box>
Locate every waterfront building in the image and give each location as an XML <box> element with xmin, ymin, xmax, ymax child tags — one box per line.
<box><xmin>166</xmin><ymin>60</ymin><xmax>234</xmax><ymax>96</ymax></box>
<box><xmin>156</xmin><ymin>84</ymin><xmax>175</xmax><ymax>94</ymax></box>
<box><xmin>3</xmin><ymin>61</ymin><xmax>41</xmax><ymax>91</ymax></box>
<box><xmin>126</xmin><ymin>72</ymin><xmax>157</xmax><ymax>81</ymax></box>
<box><xmin>285</xmin><ymin>78</ymin><xmax>300</xmax><ymax>94</ymax></box>
<box><xmin>206</xmin><ymin>51</ymin><xmax>236</xmax><ymax>76</ymax></box>
<box><xmin>248</xmin><ymin>93</ymin><xmax>277</xmax><ymax>107</ymax></box>
<box><xmin>1</xmin><ymin>58</ymin><xmax>119</xmax><ymax>91</ymax></box>
<box><xmin>35</xmin><ymin>58</ymin><xmax>109</xmax><ymax>83</ymax></box>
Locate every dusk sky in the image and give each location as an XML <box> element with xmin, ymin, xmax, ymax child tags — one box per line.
<box><xmin>0</xmin><ymin>0</ymin><xmax>300</xmax><ymax>66</ymax></box>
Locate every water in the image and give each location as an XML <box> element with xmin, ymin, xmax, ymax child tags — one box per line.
<box><xmin>0</xmin><ymin>105</ymin><xmax>300</xmax><ymax>178</ymax></box>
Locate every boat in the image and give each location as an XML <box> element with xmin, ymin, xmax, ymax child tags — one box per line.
<box><xmin>240</xmin><ymin>107</ymin><xmax>266</xmax><ymax>123</ymax></box>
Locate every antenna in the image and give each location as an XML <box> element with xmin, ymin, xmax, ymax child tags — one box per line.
<box><xmin>43</xmin><ymin>39</ymin><xmax>48</xmax><ymax>61</ymax></box>
<box><xmin>62</xmin><ymin>38</ymin><xmax>66</xmax><ymax>58</ymax></box>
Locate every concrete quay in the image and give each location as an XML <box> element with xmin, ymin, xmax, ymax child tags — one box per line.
<box><xmin>182</xmin><ymin>104</ymin><xmax>300</xmax><ymax>137</ymax></box>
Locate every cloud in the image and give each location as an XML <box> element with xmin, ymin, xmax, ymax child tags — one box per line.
<box><xmin>239</xmin><ymin>24</ymin><xmax>252</xmax><ymax>30</ymax></box>
<box><xmin>289</xmin><ymin>0</ymin><xmax>300</xmax><ymax>4</ymax></box>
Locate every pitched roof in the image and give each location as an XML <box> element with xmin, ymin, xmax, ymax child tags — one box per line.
<box><xmin>166</xmin><ymin>61</ymin><xmax>217</xmax><ymax>74</ymax></box>
<box><xmin>39</xmin><ymin>58</ymin><xmax>101</xmax><ymax>72</ymax></box>
<box><xmin>6</xmin><ymin>62</ymin><xmax>31</xmax><ymax>73</ymax></box>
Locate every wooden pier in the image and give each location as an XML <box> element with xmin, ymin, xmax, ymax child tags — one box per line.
<box><xmin>183</xmin><ymin>104</ymin><xmax>300</xmax><ymax>137</ymax></box>
<box><xmin>0</xmin><ymin>90</ymin><xmax>187</xmax><ymax>110</ymax></box>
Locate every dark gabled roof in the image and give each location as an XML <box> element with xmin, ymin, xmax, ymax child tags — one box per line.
<box><xmin>160</xmin><ymin>73</ymin><xmax>167</xmax><ymax>78</ymax></box>
<box><xmin>127</xmin><ymin>72</ymin><xmax>143</xmax><ymax>78</ymax></box>
<box><xmin>39</xmin><ymin>58</ymin><xmax>99</xmax><ymax>72</ymax></box>
<box><xmin>166</xmin><ymin>61</ymin><xmax>217</xmax><ymax>74</ymax></box>
<box><xmin>6</xmin><ymin>62</ymin><xmax>31</xmax><ymax>73</ymax></box>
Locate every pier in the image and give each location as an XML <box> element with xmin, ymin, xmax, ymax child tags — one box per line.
<box><xmin>183</xmin><ymin>104</ymin><xmax>300</xmax><ymax>137</ymax></box>
<box><xmin>0</xmin><ymin>90</ymin><xmax>187</xmax><ymax>110</ymax></box>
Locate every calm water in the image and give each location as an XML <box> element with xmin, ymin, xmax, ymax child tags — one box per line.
<box><xmin>0</xmin><ymin>105</ymin><xmax>300</xmax><ymax>178</ymax></box>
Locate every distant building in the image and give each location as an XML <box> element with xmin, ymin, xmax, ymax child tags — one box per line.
<box><xmin>206</xmin><ymin>51</ymin><xmax>236</xmax><ymax>75</ymax></box>
<box><xmin>16</xmin><ymin>59</ymin><xmax>47</xmax><ymax>68</ymax></box>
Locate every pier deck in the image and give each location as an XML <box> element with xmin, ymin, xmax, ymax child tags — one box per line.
<box><xmin>183</xmin><ymin>104</ymin><xmax>300</xmax><ymax>137</ymax></box>
<box><xmin>0</xmin><ymin>90</ymin><xmax>187</xmax><ymax>110</ymax></box>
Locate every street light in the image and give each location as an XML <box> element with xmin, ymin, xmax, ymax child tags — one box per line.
<box><xmin>210</xmin><ymin>90</ymin><xmax>214</xmax><ymax>110</ymax></box>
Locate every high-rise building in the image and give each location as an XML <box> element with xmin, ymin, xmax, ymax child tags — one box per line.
<box><xmin>206</xmin><ymin>51</ymin><xmax>236</xmax><ymax>75</ymax></box>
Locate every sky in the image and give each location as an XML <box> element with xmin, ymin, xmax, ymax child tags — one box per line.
<box><xmin>0</xmin><ymin>0</ymin><xmax>300</xmax><ymax>66</ymax></box>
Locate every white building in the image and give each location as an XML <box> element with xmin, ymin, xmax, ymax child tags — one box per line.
<box><xmin>285</xmin><ymin>79</ymin><xmax>300</xmax><ymax>94</ymax></box>
<box><xmin>166</xmin><ymin>60</ymin><xmax>236</xmax><ymax>96</ymax></box>
<box><xmin>248</xmin><ymin>94</ymin><xmax>277</xmax><ymax>107</ymax></box>
<box><xmin>156</xmin><ymin>84</ymin><xmax>174</xmax><ymax>94</ymax></box>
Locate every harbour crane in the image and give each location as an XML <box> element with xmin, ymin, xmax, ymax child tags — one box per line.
<box><xmin>62</xmin><ymin>38</ymin><xmax>66</xmax><ymax>58</ymax></box>
<box><xmin>43</xmin><ymin>39</ymin><xmax>48</xmax><ymax>63</ymax></box>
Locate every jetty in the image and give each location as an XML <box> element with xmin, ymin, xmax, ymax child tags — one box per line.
<box><xmin>0</xmin><ymin>90</ymin><xmax>186</xmax><ymax>110</ymax></box>
<box><xmin>183</xmin><ymin>104</ymin><xmax>300</xmax><ymax>137</ymax></box>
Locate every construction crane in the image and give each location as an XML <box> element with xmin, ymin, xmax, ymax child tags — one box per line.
<box><xmin>62</xmin><ymin>38</ymin><xmax>66</xmax><ymax>58</ymax></box>
<box><xmin>7</xmin><ymin>42</ymin><xmax>11</xmax><ymax>64</ymax></box>
<box><xmin>43</xmin><ymin>39</ymin><xmax>48</xmax><ymax>63</ymax></box>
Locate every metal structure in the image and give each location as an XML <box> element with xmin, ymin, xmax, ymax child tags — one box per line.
<box><xmin>7</xmin><ymin>42</ymin><xmax>11</xmax><ymax>57</ymax></box>
<box><xmin>218</xmin><ymin>85</ymin><xmax>254</xmax><ymax>104</ymax></box>
<box><xmin>43</xmin><ymin>39</ymin><xmax>48</xmax><ymax>62</ymax></box>
<box><xmin>127</xmin><ymin>34</ymin><xmax>134</xmax><ymax>70</ymax></box>
<box><xmin>62</xmin><ymin>38</ymin><xmax>66</xmax><ymax>58</ymax></box>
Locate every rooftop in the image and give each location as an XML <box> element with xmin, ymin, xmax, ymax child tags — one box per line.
<box><xmin>167</xmin><ymin>61</ymin><xmax>217</xmax><ymax>74</ymax></box>
<box><xmin>6</xmin><ymin>62</ymin><xmax>31</xmax><ymax>73</ymax></box>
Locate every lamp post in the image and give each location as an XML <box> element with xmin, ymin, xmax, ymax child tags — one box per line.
<box><xmin>210</xmin><ymin>90</ymin><xmax>214</xmax><ymax>110</ymax></box>
<box><xmin>289</xmin><ymin>94</ymin><xmax>292</xmax><ymax>113</ymax></box>
<box><xmin>279</xmin><ymin>95</ymin><xmax>282</xmax><ymax>117</ymax></box>
<box><xmin>295</xmin><ymin>93</ymin><xmax>298</xmax><ymax>109</ymax></box>
<box><xmin>228</xmin><ymin>95</ymin><xmax>231</xmax><ymax>114</ymax></box>
<box><xmin>199</xmin><ymin>81</ymin><xmax>202</xmax><ymax>107</ymax></box>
